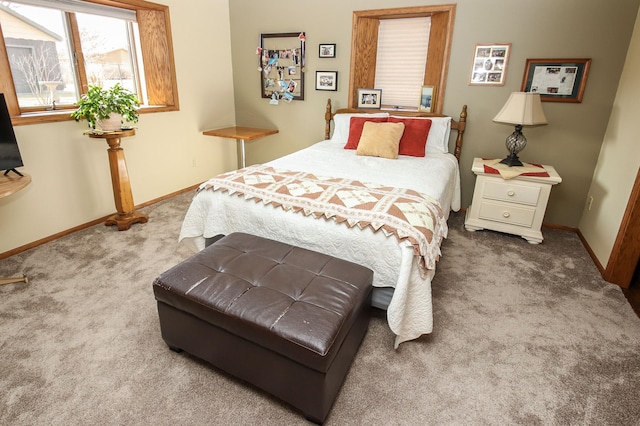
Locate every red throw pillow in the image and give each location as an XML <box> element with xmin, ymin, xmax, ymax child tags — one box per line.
<box><xmin>388</xmin><ymin>117</ymin><xmax>433</xmax><ymax>157</ymax></box>
<box><xmin>344</xmin><ymin>116</ymin><xmax>389</xmax><ymax>149</ymax></box>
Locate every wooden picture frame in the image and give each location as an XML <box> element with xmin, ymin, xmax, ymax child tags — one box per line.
<box><xmin>469</xmin><ymin>43</ymin><xmax>511</xmax><ymax>86</ymax></box>
<box><xmin>357</xmin><ymin>88</ymin><xmax>382</xmax><ymax>109</ymax></box>
<box><xmin>418</xmin><ymin>85</ymin><xmax>436</xmax><ymax>112</ymax></box>
<box><xmin>319</xmin><ymin>43</ymin><xmax>336</xmax><ymax>58</ymax></box>
<box><xmin>521</xmin><ymin>58</ymin><xmax>591</xmax><ymax>103</ymax></box>
<box><xmin>315</xmin><ymin>71</ymin><xmax>338</xmax><ymax>91</ymax></box>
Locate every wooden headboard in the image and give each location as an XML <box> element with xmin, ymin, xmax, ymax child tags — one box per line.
<box><xmin>323</xmin><ymin>99</ymin><xmax>467</xmax><ymax>161</ymax></box>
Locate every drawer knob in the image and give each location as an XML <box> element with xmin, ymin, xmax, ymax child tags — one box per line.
<box><xmin>503</xmin><ymin>211</ymin><xmax>511</xmax><ymax>218</ymax></box>
<box><xmin>507</xmin><ymin>190</ymin><xmax>515</xmax><ymax>197</ymax></box>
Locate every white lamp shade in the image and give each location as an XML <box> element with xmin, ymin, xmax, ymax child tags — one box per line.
<box><xmin>493</xmin><ymin>92</ymin><xmax>548</xmax><ymax>126</ymax></box>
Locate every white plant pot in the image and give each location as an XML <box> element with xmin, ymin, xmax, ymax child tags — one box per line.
<box><xmin>97</xmin><ymin>114</ymin><xmax>122</xmax><ymax>131</ymax></box>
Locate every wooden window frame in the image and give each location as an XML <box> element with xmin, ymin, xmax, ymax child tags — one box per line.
<box><xmin>0</xmin><ymin>0</ymin><xmax>179</xmax><ymax>125</ymax></box>
<box><xmin>348</xmin><ymin>4</ymin><xmax>456</xmax><ymax>114</ymax></box>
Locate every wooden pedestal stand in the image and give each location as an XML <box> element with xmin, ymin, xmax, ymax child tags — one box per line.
<box><xmin>89</xmin><ymin>129</ymin><xmax>148</xmax><ymax>231</ymax></box>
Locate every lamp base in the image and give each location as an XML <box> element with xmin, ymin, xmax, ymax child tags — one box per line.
<box><xmin>499</xmin><ymin>153</ymin><xmax>523</xmax><ymax>167</ymax></box>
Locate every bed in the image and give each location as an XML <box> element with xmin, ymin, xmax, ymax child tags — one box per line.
<box><xmin>179</xmin><ymin>99</ymin><xmax>467</xmax><ymax>347</ymax></box>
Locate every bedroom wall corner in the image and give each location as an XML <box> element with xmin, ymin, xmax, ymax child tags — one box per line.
<box><xmin>578</xmin><ymin>6</ymin><xmax>640</xmax><ymax>269</ymax></box>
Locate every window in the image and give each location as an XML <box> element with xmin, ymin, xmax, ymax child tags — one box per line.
<box><xmin>349</xmin><ymin>5</ymin><xmax>456</xmax><ymax>114</ymax></box>
<box><xmin>0</xmin><ymin>0</ymin><xmax>178</xmax><ymax>125</ymax></box>
<box><xmin>374</xmin><ymin>17</ymin><xmax>430</xmax><ymax>109</ymax></box>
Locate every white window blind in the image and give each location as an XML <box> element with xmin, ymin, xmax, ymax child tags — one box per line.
<box><xmin>9</xmin><ymin>0</ymin><xmax>136</xmax><ymax>21</ymax></box>
<box><xmin>374</xmin><ymin>17</ymin><xmax>430</xmax><ymax>109</ymax></box>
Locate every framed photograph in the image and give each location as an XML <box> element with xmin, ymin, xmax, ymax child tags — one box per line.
<box><xmin>357</xmin><ymin>88</ymin><xmax>382</xmax><ymax>109</ymax></box>
<box><xmin>468</xmin><ymin>43</ymin><xmax>511</xmax><ymax>86</ymax></box>
<box><xmin>319</xmin><ymin>43</ymin><xmax>336</xmax><ymax>58</ymax></box>
<box><xmin>418</xmin><ymin>85</ymin><xmax>436</xmax><ymax>112</ymax></box>
<box><xmin>521</xmin><ymin>58</ymin><xmax>591</xmax><ymax>102</ymax></box>
<box><xmin>315</xmin><ymin>71</ymin><xmax>338</xmax><ymax>91</ymax></box>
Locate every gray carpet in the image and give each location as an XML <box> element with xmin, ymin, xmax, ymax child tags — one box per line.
<box><xmin>1</xmin><ymin>191</ymin><xmax>639</xmax><ymax>425</ymax></box>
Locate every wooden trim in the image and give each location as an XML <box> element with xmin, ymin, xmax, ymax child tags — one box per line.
<box><xmin>137</xmin><ymin>8</ymin><xmax>179</xmax><ymax>107</ymax></box>
<box><xmin>0</xmin><ymin>184</ymin><xmax>199</xmax><ymax>260</ymax></box>
<box><xmin>348</xmin><ymin>17</ymin><xmax>379</xmax><ymax>107</ymax></box>
<box><xmin>96</xmin><ymin>0</ymin><xmax>167</xmax><ymax>11</ymax></box>
<box><xmin>543</xmin><ymin>222</ymin><xmax>578</xmax><ymax>233</ymax></box>
<box><xmin>352</xmin><ymin>4</ymin><xmax>457</xmax><ymax>19</ymax></box>
<box><xmin>603</xmin><ymin>166</ymin><xmax>640</xmax><ymax>288</ymax></box>
<box><xmin>67</xmin><ymin>13</ymin><xmax>89</xmax><ymax>94</ymax></box>
<box><xmin>577</xmin><ymin>228</ymin><xmax>607</xmax><ymax>276</ymax></box>
<box><xmin>425</xmin><ymin>9</ymin><xmax>455</xmax><ymax>114</ymax></box>
<box><xmin>11</xmin><ymin>104</ymin><xmax>177</xmax><ymax>126</ymax></box>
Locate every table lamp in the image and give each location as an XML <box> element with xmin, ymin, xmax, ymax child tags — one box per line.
<box><xmin>493</xmin><ymin>92</ymin><xmax>548</xmax><ymax>167</ymax></box>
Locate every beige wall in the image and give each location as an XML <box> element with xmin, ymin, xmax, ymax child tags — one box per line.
<box><xmin>0</xmin><ymin>0</ymin><xmax>237</xmax><ymax>255</ymax></box>
<box><xmin>579</xmin><ymin>8</ymin><xmax>640</xmax><ymax>267</ymax></box>
<box><xmin>229</xmin><ymin>0</ymin><xmax>640</xmax><ymax>229</ymax></box>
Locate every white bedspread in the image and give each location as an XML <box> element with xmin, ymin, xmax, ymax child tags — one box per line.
<box><xmin>179</xmin><ymin>139</ymin><xmax>460</xmax><ymax>347</ymax></box>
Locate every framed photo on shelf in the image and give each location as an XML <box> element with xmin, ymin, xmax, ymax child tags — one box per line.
<box><xmin>418</xmin><ymin>85</ymin><xmax>436</xmax><ymax>112</ymax></box>
<box><xmin>469</xmin><ymin>43</ymin><xmax>511</xmax><ymax>86</ymax></box>
<box><xmin>315</xmin><ymin>71</ymin><xmax>338</xmax><ymax>91</ymax></box>
<box><xmin>521</xmin><ymin>58</ymin><xmax>591</xmax><ymax>102</ymax></box>
<box><xmin>357</xmin><ymin>88</ymin><xmax>382</xmax><ymax>109</ymax></box>
<box><xmin>319</xmin><ymin>43</ymin><xmax>336</xmax><ymax>58</ymax></box>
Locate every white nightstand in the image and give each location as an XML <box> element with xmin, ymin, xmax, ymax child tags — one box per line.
<box><xmin>464</xmin><ymin>157</ymin><xmax>562</xmax><ymax>244</ymax></box>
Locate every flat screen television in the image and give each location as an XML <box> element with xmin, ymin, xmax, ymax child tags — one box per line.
<box><xmin>0</xmin><ymin>93</ymin><xmax>24</xmax><ymax>176</ymax></box>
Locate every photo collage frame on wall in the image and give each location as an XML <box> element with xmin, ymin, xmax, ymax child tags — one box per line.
<box><xmin>259</xmin><ymin>32</ymin><xmax>306</xmax><ymax>104</ymax></box>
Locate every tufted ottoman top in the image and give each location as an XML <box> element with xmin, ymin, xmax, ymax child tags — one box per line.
<box><xmin>153</xmin><ymin>232</ymin><xmax>373</xmax><ymax>372</ymax></box>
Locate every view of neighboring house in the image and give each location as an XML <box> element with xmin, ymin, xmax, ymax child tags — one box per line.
<box><xmin>0</xmin><ymin>5</ymin><xmax>62</xmax><ymax>95</ymax></box>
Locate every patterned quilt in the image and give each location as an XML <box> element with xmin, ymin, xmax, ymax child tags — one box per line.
<box><xmin>199</xmin><ymin>165</ymin><xmax>447</xmax><ymax>270</ymax></box>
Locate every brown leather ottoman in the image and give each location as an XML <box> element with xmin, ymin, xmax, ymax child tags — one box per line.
<box><xmin>152</xmin><ymin>232</ymin><xmax>373</xmax><ymax>424</ymax></box>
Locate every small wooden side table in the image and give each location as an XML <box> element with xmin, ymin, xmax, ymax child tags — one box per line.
<box><xmin>88</xmin><ymin>129</ymin><xmax>148</xmax><ymax>231</ymax></box>
<box><xmin>0</xmin><ymin>172</ymin><xmax>31</xmax><ymax>285</ymax></box>
<box><xmin>203</xmin><ymin>126</ymin><xmax>278</xmax><ymax>168</ymax></box>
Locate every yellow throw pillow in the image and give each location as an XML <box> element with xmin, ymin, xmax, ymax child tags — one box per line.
<box><xmin>356</xmin><ymin>121</ymin><xmax>405</xmax><ymax>159</ymax></box>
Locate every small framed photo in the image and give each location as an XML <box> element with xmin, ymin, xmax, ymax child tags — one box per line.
<box><xmin>315</xmin><ymin>71</ymin><xmax>338</xmax><ymax>91</ymax></box>
<box><xmin>418</xmin><ymin>85</ymin><xmax>436</xmax><ymax>112</ymax></box>
<box><xmin>521</xmin><ymin>58</ymin><xmax>591</xmax><ymax>103</ymax></box>
<box><xmin>468</xmin><ymin>43</ymin><xmax>511</xmax><ymax>86</ymax></box>
<box><xmin>357</xmin><ymin>88</ymin><xmax>382</xmax><ymax>109</ymax></box>
<box><xmin>319</xmin><ymin>43</ymin><xmax>336</xmax><ymax>58</ymax></box>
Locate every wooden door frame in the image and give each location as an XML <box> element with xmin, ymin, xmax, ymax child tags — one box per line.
<box><xmin>604</xmin><ymin>166</ymin><xmax>640</xmax><ymax>288</ymax></box>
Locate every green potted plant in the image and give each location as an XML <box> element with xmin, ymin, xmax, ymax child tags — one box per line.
<box><xmin>71</xmin><ymin>83</ymin><xmax>140</xmax><ymax>131</ymax></box>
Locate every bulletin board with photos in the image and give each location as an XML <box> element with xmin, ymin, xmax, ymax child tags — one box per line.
<box><xmin>259</xmin><ymin>32</ymin><xmax>306</xmax><ymax>102</ymax></box>
<box><xmin>469</xmin><ymin>43</ymin><xmax>511</xmax><ymax>86</ymax></box>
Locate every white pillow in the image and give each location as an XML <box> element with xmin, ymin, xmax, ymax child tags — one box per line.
<box><xmin>390</xmin><ymin>115</ymin><xmax>452</xmax><ymax>154</ymax></box>
<box><xmin>331</xmin><ymin>112</ymin><xmax>389</xmax><ymax>144</ymax></box>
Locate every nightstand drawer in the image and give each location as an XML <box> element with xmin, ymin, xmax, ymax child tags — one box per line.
<box><xmin>478</xmin><ymin>201</ymin><xmax>536</xmax><ymax>227</ymax></box>
<box><xmin>482</xmin><ymin>180</ymin><xmax>540</xmax><ymax>206</ymax></box>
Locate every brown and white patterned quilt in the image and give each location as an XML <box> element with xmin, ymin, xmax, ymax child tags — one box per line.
<box><xmin>199</xmin><ymin>164</ymin><xmax>447</xmax><ymax>270</ymax></box>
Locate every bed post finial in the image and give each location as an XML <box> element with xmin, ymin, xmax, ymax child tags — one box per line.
<box><xmin>453</xmin><ymin>105</ymin><xmax>467</xmax><ymax>161</ymax></box>
<box><xmin>324</xmin><ymin>99</ymin><xmax>333</xmax><ymax>140</ymax></box>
